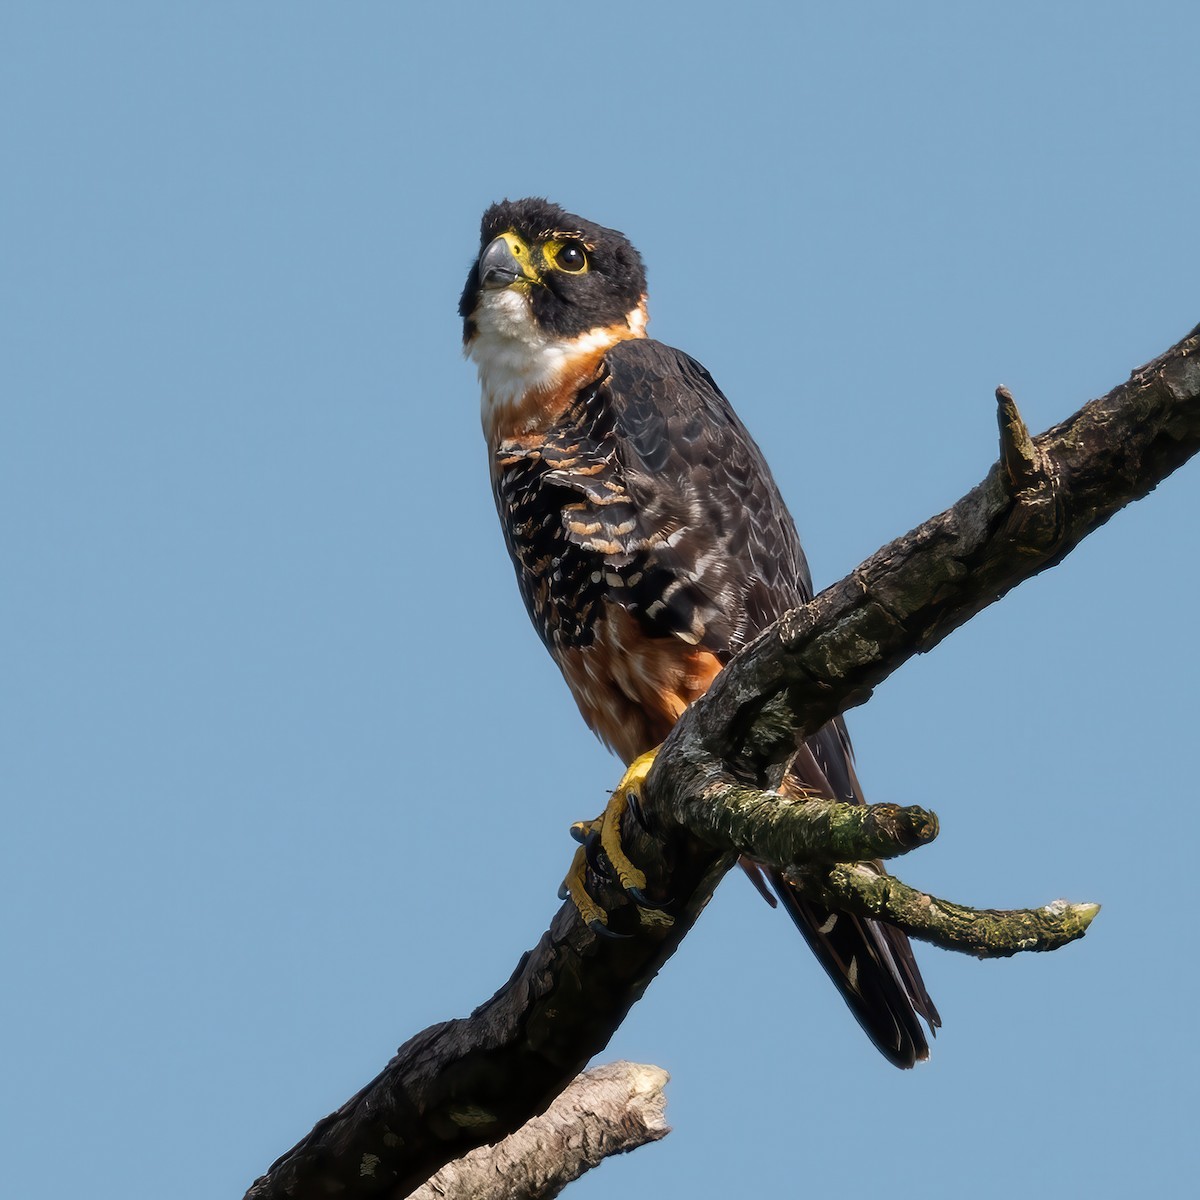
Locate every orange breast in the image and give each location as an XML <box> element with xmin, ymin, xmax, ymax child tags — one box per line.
<box><xmin>554</xmin><ymin>602</ymin><xmax>724</xmax><ymax>765</ymax></box>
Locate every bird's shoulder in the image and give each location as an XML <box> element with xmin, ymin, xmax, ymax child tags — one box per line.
<box><xmin>601</xmin><ymin>338</ymin><xmax>749</xmax><ymax>466</ymax></box>
<box><xmin>529</xmin><ymin>337</ymin><xmax>764</xmax><ymax>522</ymax></box>
<box><xmin>521</xmin><ymin>337</ymin><xmax>814</xmax><ymax>650</ymax></box>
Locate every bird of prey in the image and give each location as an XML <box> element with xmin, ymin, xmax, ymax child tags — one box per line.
<box><xmin>459</xmin><ymin>198</ymin><xmax>940</xmax><ymax>1067</ymax></box>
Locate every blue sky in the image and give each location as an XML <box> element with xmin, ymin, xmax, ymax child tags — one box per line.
<box><xmin>4</xmin><ymin>4</ymin><xmax>1198</xmax><ymax>1197</ymax></box>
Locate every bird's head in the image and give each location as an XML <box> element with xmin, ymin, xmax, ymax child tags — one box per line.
<box><xmin>459</xmin><ymin>198</ymin><xmax>647</xmax><ymax>346</ymax></box>
<box><xmin>461</xmin><ymin>199</ymin><xmax>650</xmax><ymax>439</ymax></box>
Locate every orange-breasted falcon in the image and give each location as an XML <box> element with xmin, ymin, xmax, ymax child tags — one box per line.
<box><xmin>459</xmin><ymin>198</ymin><xmax>940</xmax><ymax>1067</ymax></box>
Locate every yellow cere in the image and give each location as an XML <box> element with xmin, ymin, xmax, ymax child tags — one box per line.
<box><xmin>499</xmin><ymin>231</ymin><xmax>540</xmax><ymax>284</ymax></box>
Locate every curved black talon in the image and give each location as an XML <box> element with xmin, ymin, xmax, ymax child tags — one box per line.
<box><xmin>627</xmin><ymin>885</ymin><xmax>673</xmax><ymax>911</ymax></box>
<box><xmin>588</xmin><ymin>918</ymin><xmax>633</xmax><ymax>939</ymax></box>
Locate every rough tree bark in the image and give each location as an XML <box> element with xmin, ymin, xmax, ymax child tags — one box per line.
<box><xmin>245</xmin><ymin>324</ymin><xmax>1200</xmax><ymax>1199</ymax></box>
<box><xmin>406</xmin><ymin>1062</ymin><xmax>669</xmax><ymax>1200</ymax></box>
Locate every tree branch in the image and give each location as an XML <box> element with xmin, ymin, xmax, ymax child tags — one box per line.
<box><xmin>668</xmin><ymin>778</ymin><xmax>939</xmax><ymax>865</ymax></box>
<box><xmin>786</xmin><ymin>864</ymin><xmax>1101</xmax><ymax>957</ymax></box>
<box><xmin>670</xmin><ymin>324</ymin><xmax>1200</xmax><ymax>787</ymax></box>
<box><xmin>404</xmin><ymin>1062</ymin><xmax>669</xmax><ymax>1200</ymax></box>
<box><xmin>245</xmin><ymin>323</ymin><xmax>1200</xmax><ymax>1200</ymax></box>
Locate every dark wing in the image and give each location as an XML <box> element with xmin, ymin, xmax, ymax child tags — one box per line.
<box><xmin>530</xmin><ymin>338</ymin><xmax>939</xmax><ymax>1065</ymax></box>
<box><xmin>546</xmin><ymin>338</ymin><xmax>813</xmax><ymax>658</ymax></box>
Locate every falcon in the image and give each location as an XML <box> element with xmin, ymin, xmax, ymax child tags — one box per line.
<box><xmin>459</xmin><ymin>198</ymin><xmax>940</xmax><ymax>1067</ymax></box>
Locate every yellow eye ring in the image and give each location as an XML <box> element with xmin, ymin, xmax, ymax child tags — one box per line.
<box><xmin>552</xmin><ymin>242</ymin><xmax>588</xmax><ymax>273</ymax></box>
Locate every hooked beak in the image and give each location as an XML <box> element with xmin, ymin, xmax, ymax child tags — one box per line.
<box><xmin>478</xmin><ymin>235</ymin><xmax>531</xmax><ymax>290</ymax></box>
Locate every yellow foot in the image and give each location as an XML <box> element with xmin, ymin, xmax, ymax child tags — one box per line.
<box><xmin>601</xmin><ymin>749</ymin><xmax>658</xmax><ymax>898</ymax></box>
<box><xmin>559</xmin><ymin>749</ymin><xmax>672</xmax><ymax>936</ymax></box>
<box><xmin>559</xmin><ymin>844</ymin><xmax>614</xmax><ymax>933</ymax></box>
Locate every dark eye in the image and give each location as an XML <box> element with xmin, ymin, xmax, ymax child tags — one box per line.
<box><xmin>555</xmin><ymin>243</ymin><xmax>588</xmax><ymax>273</ymax></box>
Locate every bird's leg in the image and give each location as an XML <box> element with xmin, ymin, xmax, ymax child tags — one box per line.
<box><xmin>599</xmin><ymin>749</ymin><xmax>657</xmax><ymax>902</ymax></box>
<box><xmin>559</xmin><ymin>749</ymin><xmax>668</xmax><ymax>935</ymax></box>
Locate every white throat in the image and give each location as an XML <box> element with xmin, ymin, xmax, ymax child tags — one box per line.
<box><xmin>466</xmin><ymin>290</ymin><xmax>648</xmax><ymax>436</ymax></box>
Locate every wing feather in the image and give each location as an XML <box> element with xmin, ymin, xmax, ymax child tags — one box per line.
<box><xmin>537</xmin><ymin>338</ymin><xmax>813</xmax><ymax>657</ymax></box>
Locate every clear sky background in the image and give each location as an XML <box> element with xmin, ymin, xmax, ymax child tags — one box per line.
<box><xmin>4</xmin><ymin>4</ymin><xmax>1198</xmax><ymax>1197</ymax></box>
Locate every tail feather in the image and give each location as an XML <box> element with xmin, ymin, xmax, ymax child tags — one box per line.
<box><xmin>770</xmin><ymin>869</ymin><xmax>940</xmax><ymax>1068</ymax></box>
<box><xmin>761</xmin><ymin>720</ymin><xmax>941</xmax><ymax>1068</ymax></box>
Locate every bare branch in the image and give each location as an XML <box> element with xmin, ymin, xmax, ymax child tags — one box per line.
<box><xmin>245</xmin><ymin>323</ymin><xmax>1200</xmax><ymax>1200</ymax></box>
<box><xmin>787</xmin><ymin>864</ymin><xmax>1101</xmax><ymax>957</ymax></box>
<box><xmin>405</xmin><ymin>1062</ymin><xmax>669</xmax><ymax>1200</ymax></box>
<box><xmin>660</xmin><ymin>775</ymin><xmax>939</xmax><ymax>864</ymax></box>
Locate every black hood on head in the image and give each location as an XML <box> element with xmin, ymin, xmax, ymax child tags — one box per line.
<box><xmin>460</xmin><ymin>198</ymin><xmax>647</xmax><ymax>342</ymax></box>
